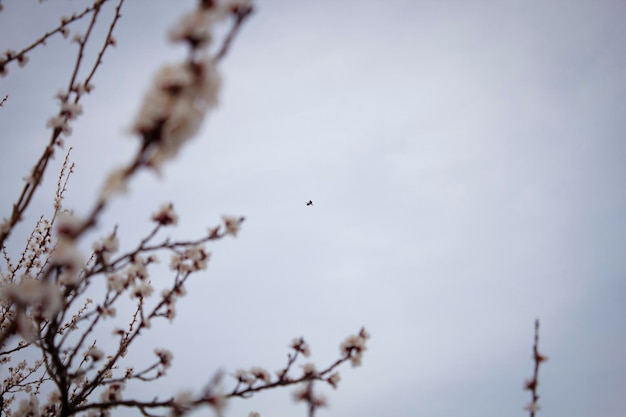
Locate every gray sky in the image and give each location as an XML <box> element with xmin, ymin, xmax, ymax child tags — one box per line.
<box><xmin>1</xmin><ymin>0</ymin><xmax>625</xmax><ymax>416</ymax></box>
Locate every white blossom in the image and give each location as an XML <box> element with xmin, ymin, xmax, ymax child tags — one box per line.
<box><xmin>127</xmin><ymin>256</ymin><xmax>148</xmax><ymax>281</ymax></box>
<box><xmin>290</xmin><ymin>337</ymin><xmax>311</xmax><ymax>357</ymax></box>
<box><xmin>340</xmin><ymin>329</ymin><xmax>369</xmax><ymax>368</ymax></box>
<box><xmin>222</xmin><ymin>215</ymin><xmax>243</xmax><ymax>237</ymax></box>
<box><xmin>327</xmin><ymin>372</ymin><xmax>340</xmax><ymax>389</ymax></box>
<box><xmin>56</xmin><ymin>211</ymin><xmax>82</xmax><ymax>237</ymax></box>
<box><xmin>106</xmin><ymin>273</ymin><xmax>127</xmax><ymax>292</ymax></box>
<box><xmin>151</xmin><ymin>202</ymin><xmax>178</xmax><ymax>226</ymax></box>
<box><xmin>233</xmin><ymin>369</ymin><xmax>254</xmax><ymax>385</ymax></box>
<box><xmin>93</xmin><ymin>232</ymin><xmax>119</xmax><ymax>264</ymax></box>
<box><xmin>250</xmin><ymin>367</ymin><xmax>271</xmax><ymax>384</ymax></box>
<box><xmin>86</xmin><ymin>346</ymin><xmax>105</xmax><ymax>362</ymax></box>
<box><xmin>53</xmin><ymin>238</ymin><xmax>84</xmax><ymax>287</ymax></box>
<box><xmin>131</xmin><ymin>281</ymin><xmax>153</xmax><ymax>298</ymax></box>
<box><xmin>155</xmin><ymin>348</ymin><xmax>173</xmax><ymax>369</ymax></box>
<box><xmin>46</xmin><ymin>115</ymin><xmax>72</xmax><ymax>136</ymax></box>
<box><xmin>524</xmin><ymin>401</ymin><xmax>541</xmax><ymax>413</ymax></box>
<box><xmin>168</xmin><ymin>8</ymin><xmax>226</xmax><ymax>47</ymax></box>
<box><xmin>100</xmin><ymin>167</ymin><xmax>128</xmax><ymax>201</ymax></box>
<box><xmin>100</xmin><ymin>382</ymin><xmax>125</xmax><ymax>402</ymax></box>
<box><xmin>300</xmin><ymin>363</ymin><xmax>317</xmax><ymax>377</ymax></box>
<box><xmin>60</xmin><ymin>102</ymin><xmax>83</xmax><ymax>120</ymax></box>
<box><xmin>169</xmin><ymin>390</ymin><xmax>194</xmax><ymax>417</ymax></box>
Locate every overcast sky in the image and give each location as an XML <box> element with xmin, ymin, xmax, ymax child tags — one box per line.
<box><xmin>1</xmin><ymin>0</ymin><xmax>625</xmax><ymax>416</ymax></box>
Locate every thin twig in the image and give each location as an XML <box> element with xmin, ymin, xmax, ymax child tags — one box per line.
<box><xmin>524</xmin><ymin>319</ymin><xmax>548</xmax><ymax>416</ymax></box>
<box><xmin>0</xmin><ymin>2</ymin><xmax>106</xmax><ymax>69</ymax></box>
<box><xmin>214</xmin><ymin>5</ymin><xmax>254</xmax><ymax>62</ymax></box>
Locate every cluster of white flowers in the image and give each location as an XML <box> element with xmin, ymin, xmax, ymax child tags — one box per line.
<box><xmin>123</xmin><ymin>255</ymin><xmax>157</xmax><ymax>299</ymax></box>
<box><xmin>339</xmin><ymin>327</ymin><xmax>370</xmax><ymax>367</ymax></box>
<box><xmin>233</xmin><ymin>369</ymin><xmax>255</xmax><ymax>385</ymax></box>
<box><xmin>234</xmin><ymin>367</ymin><xmax>271</xmax><ymax>386</ymax></box>
<box><xmin>132</xmin><ymin>59</ymin><xmax>221</xmax><ymax>169</ymax></box>
<box><xmin>0</xmin><ymin>279</ymin><xmax>62</xmax><ymax>324</ymax></box>
<box><xmin>170</xmin><ymin>244</ymin><xmax>210</xmax><ymax>273</ymax></box>
<box><xmin>168</xmin><ymin>7</ymin><xmax>223</xmax><ymax>47</ymax></box>
<box><xmin>128</xmin><ymin>0</ymin><xmax>254</xmax><ymax>172</ymax></box>
<box><xmin>126</xmin><ymin>255</ymin><xmax>149</xmax><ymax>281</ymax></box>
<box><xmin>160</xmin><ymin>288</ymin><xmax>179</xmax><ymax>321</ymax></box>
<box><xmin>0</xmin><ymin>359</ymin><xmax>44</xmax><ymax>404</ymax></box>
<box><xmin>14</xmin><ymin>395</ymin><xmax>40</xmax><ymax>417</ymax></box>
<box><xmin>13</xmin><ymin>217</ymin><xmax>53</xmax><ymax>275</ymax></box>
<box><xmin>131</xmin><ymin>280</ymin><xmax>153</xmax><ymax>299</ymax></box>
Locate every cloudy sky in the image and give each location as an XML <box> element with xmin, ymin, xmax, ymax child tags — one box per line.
<box><xmin>1</xmin><ymin>0</ymin><xmax>625</xmax><ymax>416</ymax></box>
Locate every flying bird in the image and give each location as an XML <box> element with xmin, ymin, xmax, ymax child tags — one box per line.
<box><xmin>306</xmin><ymin>200</ymin><xmax>313</xmax><ymax>206</ymax></box>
